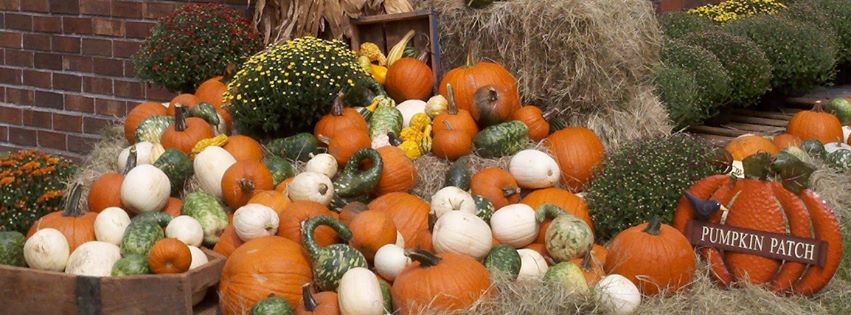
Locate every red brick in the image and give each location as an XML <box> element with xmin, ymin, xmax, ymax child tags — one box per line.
<box><xmin>53</xmin><ymin>73</ymin><xmax>82</xmax><ymax>92</ymax></box>
<box><xmin>95</xmin><ymin>98</ymin><xmax>126</xmax><ymax>117</ymax></box>
<box><xmin>112</xmin><ymin>1</ymin><xmax>143</xmax><ymax>19</ymax></box>
<box><xmin>93</xmin><ymin>18</ymin><xmax>124</xmax><ymax>37</ymax></box>
<box><xmin>51</xmin><ymin>36</ymin><xmax>80</xmax><ymax>53</ymax></box>
<box><xmin>125</xmin><ymin>21</ymin><xmax>155</xmax><ymax>39</ymax></box>
<box><xmin>82</xmin><ymin>38</ymin><xmax>111</xmax><ymax>57</ymax></box>
<box><xmin>4</xmin><ymin>49</ymin><xmax>34</xmax><ymax>67</ymax></box>
<box><xmin>22</xmin><ymin>109</ymin><xmax>51</xmax><ymax>129</ymax></box>
<box><xmin>0</xmin><ymin>14</ymin><xmax>4</xmax><ymax>29</ymax></box>
<box><xmin>62</xmin><ymin>17</ymin><xmax>92</xmax><ymax>35</ymax></box>
<box><xmin>0</xmin><ymin>31</ymin><xmax>22</xmax><ymax>48</ymax></box>
<box><xmin>34</xmin><ymin>90</ymin><xmax>63</xmax><ymax>109</ymax></box>
<box><xmin>33</xmin><ymin>16</ymin><xmax>62</xmax><ymax>33</ymax></box>
<box><xmin>23</xmin><ymin>70</ymin><xmax>51</xmax><ymax>89</ymax></box>
<box><xmin>80</xmin><ymin>0</ymin><xmax>111</xmax><ymax>16</ymax></box>
<box><xmin>34</xmin><ymin>52</ymin><xmax>62</xmax><ymax>70</ymax></box>
<box><xmin>114</xmin><ymin>79</ymin><xmax>144</xmax><ymax>99</ymax></box>
<box><xmin>143</xmin><ymin>2</ymin><xmax>177</xmax><ymax>19</ymax></box>
<box><xmin>38</xmin><ymin>130</ymin><xmax>66</xmax><ymax>150</ymax></box>
<box><xmin>92</xmin><ymin>57</ymin><xmax>124</xmax><ymax>77</ymax></box>
<box><xmin>5</xmin><ymin>13</ymin><xmax>32</xmax><ymax>31</ymax></box>
<box><xmin>21</xmin><ymin>0</ymin><xmax>49</xmax><ymax>13</ymax></box>
<box><xmin>0</xmin><ymin>67</ymin><xmax>21</xmax><ymax>85</ymax></box>
<box><xmin>9</xmin><ymin>127</ymin><xmax>36</xmax><ymax>147</ymax></box>
<box><xmin>23</xmin><ymin>33</ymin><xmax>51</xmax><ymax>51</ymax></box>
<box><xmin>53</xmin><ymin>113</ymin><xmax>82</xmax><ymax>133</ymax></box>
<box><xmin>63</xmin><ymin>55</ymin><xmax>93</xmax><ymax>73</ymax></box>
<box><xmin>0</xmin><ymin>87</ymin><xmax>4</xmax><ymax>102</ymax></box>
<box><xmin>123</xmin><ymin>60</ymin><xmax>136</xmax><ymax>77</ymax></box>
<box><xmin>0</xmin><ymin>0</ymin><xmax>21</xmax><ymax>11</ymax></box>
<box><xmin>65</xmin><ymin>94</ymin><xmax>94</xmax><ymax>113</ymax></box>
<box><xmin>49</xmin><ymin>0</ymin><xmax>79</xmax><ymax>15</ymax></box>
<box><xmin>112</xmin><ymin>40</ymin><xmax>140</xmax><ymax>58</ymax></box>
<box><xmin>0</xmin><ymin>106</ymin><xmax>22</xmax><ymax>124</ymax></box>
<box><xmin>68</xmin><ymin>134</ymin><xmax>98</xmax><ymax>154</ymax></box>
<box><xmin>0</xmin><ymin>126</ymin><xmax>7</xmax><ymax>142</ymax></box>
<box><xmin>5</xmin><ymin>88</ymin><xmax>32</xmax><ymax>105</ymax></box>
<box><xmin>660</xmin><ymin>0</ymin><xmax>683</xmax><ymax>12</ymax></box>
<box><xmin>83</xmin><ymin>116</ymin><xmax>112</xmax><ymax>134</ymax></box>
<box><xmin>145</xmin><ymin>85</ymin><xmax>172</xmax><ymax>101</ymax></box>
<box><xmin>83</xmin><ymin>76</ymin><xmax>112</xmax><ymax>94</ymax></box>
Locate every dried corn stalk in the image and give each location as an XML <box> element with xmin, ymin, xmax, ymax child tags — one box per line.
<box><xmin>385</xmin><ymin>0</ymin><xmax>414</xmax><ymax>14</ymax></box>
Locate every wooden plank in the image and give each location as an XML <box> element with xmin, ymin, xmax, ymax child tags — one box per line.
<box><xmin>688</xmin><ymin>125</ymin><xmax>749</xmax><ymax>137</ymax></box>
<box><xmin>691</xmin><ymin>133</ymin><xmax>733</xmax><ymax>147</ymax></box>
<box><xmin>728</xmin><ymin>115</ymin><xmax>788</xmax><ymax>127</ymax></box>
<box><xmin>353</xmin><ymin>10</ymin><xmax>432</xmax><ymax>24</ymax></box>
<box><xmin>720</xmin><ymin>122</ymin><xmax>784</xmax><ymax>134</ymax></box>
<box><xmin>729</xmin><ymin>109</ymin><xmax>792</xmax><ymax>121</ymax></box>
<box><xmin>0</xmin><ymin>264</ymin><xmax>78</xmax><ymax>314</ymax></box>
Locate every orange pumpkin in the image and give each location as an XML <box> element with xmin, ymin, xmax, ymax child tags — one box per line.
<box><xmin>213</xmin><ymin>224</ymin><xmax>244</xmax><ymax>258</ymax></box>
<box><xmin>87</xmin><ymin>172</ymin><xmax>125</xmax><ymax>213</ymax></box>
<box><xmin>375</xmin><ymin>146</ymin><xmax>416</xmax><ymax>195</ymax></box>
<box><xmin>295</xmin><ymin>283</ymin><xmax>340</xmax><ymax>315</ymax></box>
<box><xmin>148</xmin><ymin>238</ymin><xmax>192</xmax><ymax>274</ymax></box>
<box><xmin>277</xmin><ymin>201</ymin><xmax>340</xmax><ymax>247</ymax></box>
<box><xmin>195</xmin><ymin>76</ymin><xmax>227</xmax><ymax>108</ymax></box>
<box><xmin>512</xmin><ymin>106</ymin><xmax>556</xmax><ymax>141</ymax></box>
<box><xmin>544</xmin><ymin>128</ymin><xmax>604</xmax><ymax>191</ymax></box>
<box><xmin>471</xmin><ymin>84</ymin><xmax>521</xmax><ymax>127</ymax></box>
<box><xmin>275</xmin><ymin>177</ymin><xmax>295</xmax><ymax>193</ymax></box>
<box><xmin>415</xmin><ymin>229</ymin><xmax>433</xmax><ymax>252</ymax></box>
<box><xmin>571</xmin><ymin>252</ymin><xmax>605</xmax><ymax>286</ymax></box>
<box><xmin>439</xmin><ymin>54</ymin><xmax>520</xmax><ymax>119</ymax></box>
<box><xmin>162</xmin><ymin>197</ymin><xmax>182</xmax><ymax>217</ymax></box>
<box><xmin>349</xmin><ymin>210</ymin><xmax>397</xmax><ymax>261</ymax></box>
<box><xmin>248</xmin><ymin>190</ymin><xmax>291</xmax><ymax>217</ymax></box>
<box><xmin>385</xmin><ymin>57</ymin><xmax>434</xmax><ymax>102</ymax></box>
<box><xmin>605</xmin><ymin>217</ymin><xmax>695</xmax><ymax>296</ymax></box>
<box><xmin>161</xmin><ymin>105</ymin><xmax>214</xmax><ymax>155</ymax></box>
<box><xmin>217</xmin><ymin>107</ymin><xmax>233</xmax><ymax>131</ymax></box>
<box><xmin>219</xmin><ymin>236</ymin><xmax>312</xmax><ymax>312</ymax></box>
<box><xmin>314</xmin><ymin>94</ymin><xmax>369</xmax><ymax>143</ymax></box>
<box><xmin>786</xmin><ymin>103</ymin><xmax>843</xmax><ymax>144</ymax></box>
<box><xmin>725</xmin><ymin>135</ymin><xmax>779</xmax><ymax>160</ymax></box>
<box><xmin>125</xmin><ymin>102</ymin><xmax>167</xmax><ymax>143</ymax></box>
<box><xmin>368</xmin><ymin>193</ymin><xmax>430</xmax><ymax>250</ymax></box>
<box><xmin>772</xmin><ymin>133</ymin><xmax>802</xmax><ymax>150</ymax></box>
<box><xmin>470</xmin><ymin>167</ymin><xmax>520</xmax><ymax>209</ymax></box>
<box><xmin>27</xmin><ymin>185</ymin><xmax>96</xmax><ymax>251</ymax></box>
<box><xmin>221</xmin><ymin>160</ymin><xmax>274</xmax><ymax>210</ymax></box>
<box><xmin>431</xmin><ymin>121</ymin><xmax>473</xmax><ymax>161</ymax></box>
<box><xmin>432</xmin><ymin>84</ymin><xmax>478</xmax><ymax>139</ymax></box>
<box><xmin>327</xmin><ymin>127</ymin><xmax>371</xmax><ymax>165</ymax></box>
<box><xmin>167</xmin><ymin>93</ymin><xmax>200</xmax><ymax>115</ymax></box>
<box><xmin>339</xmin><ymin>202</ymin><xmax>368</xmax><ymax>226</ymax></box>
<box><xmin>522</xmin><ymin>187</ymin><xmax>595</xmax><ymax>238</ymax></box>
<box><xmin>392</xmin><ymin>250</ymin><xmax>490</xmax><ymax>314</ymax></box>
<box><xmin>223</xmin><ymin>135</ymin><xmax>264</xmax><ymax>161</ymax></box>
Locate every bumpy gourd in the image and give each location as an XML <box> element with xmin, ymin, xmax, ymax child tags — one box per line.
<box><xmin>334</xmin><ymin>148</ymin><xmax>383</xmax><ymax>198</ymax></box>
<box><xmin>474</xmin><ymin>121</ymin><xmax>529</xmax><ymax>158</ymax></box>
<box><xmin>302</xmin><ymin>216</ymin><xmax>368</xmax><ymax>291</ymax></box>
<box><xmin>536</xmin><ymin>204</ymin><xmax>594</xmax><ymax>262</ymax></box>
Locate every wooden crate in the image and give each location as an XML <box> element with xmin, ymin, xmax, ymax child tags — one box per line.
<box><xmin>0</xmin><ymin>248</ymin><xmax>225</xmax><ymax>315</ymax></box>
<box><xmin>351</xmin><ymin>10</ymin><xmax>441</xmax><ymax>90</ymax></box>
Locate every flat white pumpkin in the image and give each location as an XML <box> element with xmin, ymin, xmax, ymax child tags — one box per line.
<box><xmin>188</xmin><ymin>246</ymin><xmax>209</xmax><ymax>270</ymax></box>
<box><xmin>287</xmin><ymin>172</ymin><xmax>334</xmax><ymax>205</ymax></box>
<box><xmin>509</xmin><ymin>150</ymin><xmax>560</xmax><ymax>189</ymax></box>
<box><xmin>490</xmin><ymin>204</ymin><xmax>539</xmax><ymax>248</ymax></box>
<box><xmin>120</xmin><ymin>164</ymin><xmax>170</xmax><ymax>213</ymax></box>
<box><xmin>193</xmin><ymin>146</ymin><xmax>236</xmax><ymax>199</ymax></box>
<box><xmin>233</xmin><ymin>204</ymin><xmax>280</xmax><ymax>241</ymax></box>
<box><xmin>432</xmin><ymin>211</ymin><xmax>492</xmax><ymax>260</ymax></box>
<box><xmin>374</xmin><ymin>244</ymin><xmax>410</xmax><ymax>281</ymax></box>
<box><xmin>396</xmin><ymin>99</ymin><xmax>427</xmax><ymax>127</ymax></box>
<box><xmin>24</xmin><ymin>228</ymin><xmax>70</xmax><ymax>272</ymax></box>
<box><xmin>94</xmin><ymin>207</ymin><xmax>131</xmax><ymax>245</ymax></box>
<box><xmin>517</xmin><ymin>248</ymin><xmax>549</xmax><ymax>282</ymax></box>
<box><xmin>305</xmin><ymin>153</ymin><xmax>338</xmax><ymax>178</ymax></box>
<box><xmin>430</xmin><ymin>186</ymin><xmax>476</xmax><ymax>218</ymax></box>
<box><xmin>595</xmin><ymin>274</ymin><xmax>641</xmax><ymax>315</ymax></box>
<box><xmin>824</xmin><ymin>142</ymin><xmax>851</xmax><ymax>154</ymax></box>
<box><xmin>338</xmin><ymin>267</ymin><xmax>384</xmax><ymax>315</ymax></box>
<box><xmin>166</xmin><ymin>215</ymin><xmax>204</xmax><ymax>247</ymax></box>
<box><xmin>65</xmin><ymin>241</ymin><xmax>121</xmax><ymax>277</ymax></box>
<box><xmin>117</xmin><ymin>141</ymin><xmax>164</xmax><ymax>171</ymax></box>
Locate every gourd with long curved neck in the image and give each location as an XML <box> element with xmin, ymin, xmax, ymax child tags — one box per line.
<box><xmin>301</xmin><ymin>215</ymin><xmax>367</xmax><ymax>291</ymax></box>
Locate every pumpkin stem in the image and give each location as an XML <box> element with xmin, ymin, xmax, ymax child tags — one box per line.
<box><xmin>501</xmin><ymin>187</ymin><xmax>520</xmax><ymax>198</ymax></box>
<box><xmin>813</xmin><ymin>100</ymin><xmax>825</xmax><ymax>112</ymax></box>
<box><xmin>331</xmin><ymin>91</ymin><xmax>345</xmax><ymax>116</ymax></box>
<box><xmin>643</xmin><ymin>216</ymin><xmax>662</xmax><ymax>236</ymax></box>
<box><xmin>317</xmin><ymin>183</ymin><xmax>329</xmax><ymax>195</ymax></box>
<box><xmin>63</xmin><ymin>183</ymin><xmax>84</xmax><ymax>217</ymax></box>
<box><xmin>174</xmin><ymin>105</ymin><xmax>187</xmax><ymax>132</ymax></box>
<box><xmin>580</xmin><ymin>250</ymin><xmax>594</xmax><ymax>271</ymax></box>
<box><xmin>301</xmin><ymin>283</ymin><xmax>318</xmax><ymax>311</ymax></box>
<box><xmin>238</xmin><ymin>178</ymin><xmax>255</xmax><ymax>193</ymax></box>
<box><xmin>683</xmin><ymin>191</ymin><xmax>722</xmax><ymax>219</ymax></box>
<box><xmin>123</xmin><ymin>145</ymin><xmax>138</xmax><ymax>176</ymax></box>
<box><xmin>416</xmin><ymin>50</ymin><xmax>430</xmax><ymax>63</ymax></box>
<box><xmin>301</xmin><ymin>215</ymin><xmax>354</xmax><ymax>260</ymax></box>
<box><xmin>406</xmin><ymin>249</ymin><xmax>442</xmax><ymax>268</ymax></box>
<box><xmin>465</xmin><ymin>46</ymin><xmax>478</xmax><ymax>68</ymax></box>
<box><xmin>534</xmin><ymin>204</ymin><xmax>564</xmax><ymax>223</ymax></box>
<box><xmin>445</xmin><ymin>84</ymin><xmax>459</xmax><ymax>115</ymax></box>
<box><xmin>388</xmin><ymin>132</ymin><xmax>403</xmax><ymax>146</ymax></box>
<box><xmin>223</xmin><ymin>63</ymin><xmax>237</xmax><ymax>82</ymax></box>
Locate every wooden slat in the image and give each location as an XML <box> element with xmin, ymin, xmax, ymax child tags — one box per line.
<box><xmin>691</xmin><ymin>133</ymin><xmax>733</xmax><ymax>147</ymax></box>
<box><xmin>688</xmin><ymin>125</ymin><xmax>749</xmax><ymax>137</ymax></box>
<box><xmin>728</xmin><ymin>115</ymin><xmax>788</xmax><ymax>127</ymax></box>
<box><xmin>729</xmin><ymin>109</ymin><xmax>792</xmax><ymax>121</ymax></box>
<box><xmin>353</xmin><ymin>10</ymin><xmax>431</xmax><ymax>24</ymax></box>
<box><xmin>720</xmin><ymin>122</ymin><xmax>784</xmax><ymax>133</ymax></box>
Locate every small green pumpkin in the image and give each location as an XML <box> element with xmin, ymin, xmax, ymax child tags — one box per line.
<box><xmin>266</xmin><ymin>133</ymin><xmax>321</xmax><ymax>162</ymax></box>
<box><xmin>484</xmin><ymin>244</ymin><xmax>521</xmax><ymax>280</ymax></box>
<box><xmin>379</xmin><ymin>278</ymin><xmax>394</xmax><ymax>314</ymax></box>
<box><xmin>250</xmin><ymin>294</ymin><xmax>294</xmax><ymax>315</ymax></box>
<box><xmin>826</xmin><ymin>149</ymin><xmax>851</xmax><ymax>172</ymax></box>
<box><xmin>181</xmin><ymin>192</ymin><xmax>228</xmax><ymax>245</ymax></box>
<box><xmin>473</xmin><ymin>195</ymin><xmax>495</xmax><ymax>222</ymax></box>
<box><xmin>302</xmin><ymin>216</ymin><xmax>367</xmax><ymax>291</ymax></box>
<box><xmin>153</xmin><ymin>149</ymin><xmax>193</xmax><ymax>196</ymax></box>
<box><xmin>474</xmin><ymin>120</ymin><xmax>529</xmax><ymax>158</ymax></box>
<box><xmin>186</xmin><ymin>103</ymin><xmax>220</xmax><ymax>126</ymax></box>
<box><xmin>369</xmin><ymin>102</ymin><xmax>403</xmax><ymax>138</ymax></box>
<box><xmin>0</xmin><ymin>231</ymin><xmax>25</xmax><ymax>267</ymax></box>
<box><xmin>536</xmin><ymin>204</ymin><xmax>593</xmax><ymax>262</ymax></box>
<box><xmin>120</xmin><ymin>220</ymin><xmax>165</xmax><ymax>256</ymax></box>
<box><xmin>333</xmin><ymin>148</ymin><xmax>383</xmax><ymax>198</ymax></box>
<box><xmin>131</xmin><ymin>211</ymin><xmax>173</xmax><ymax>227</ymax></box>
<box><xmin>800</xmin><ymin>139</ymin><xmax>826</xmax><ymax>159</ymax></box>
<box><xmin>444</xmin><ymin>155</ymin><xmax>472</xmax><ymax>190</ymax></box>
<box><xmin>135</xmin><ymin>116</ymin><xmax>174</xmax><ymax>144</ymax></box>
<box><xmin>111</xmin><ymin>254</ymin><xmax>151</xmax><ymax>276</ymax></box>
<box><xmin>264</xmin><ymin>155</ymin><xmax>295</xmax><ymax>186</ymax></box>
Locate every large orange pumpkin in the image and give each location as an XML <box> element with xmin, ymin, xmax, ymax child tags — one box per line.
<box><xmin>327</xmin><ymin>127</ymin><xmax>371</xmax><ymax>165</ymax></box>
<box><xmin>148</xmin><ymin>238</ymin><xmax>192</xmax><ymax>274</ymax></box>
<box><xmin>786</xmin><ymin>104</ymin><xmax>843</xmax><ymax>144</ymax></box>
<box><xmin>512</xmin><ymin>105</ymin><xmax>555</xmax><ymax>141</ymax></box>
<box><xmin>431</xmin><ymin>122</ymin><xmax>473</xmax><ymax>161</ymax></box>
<box><xmin>385</xmin><ymin>57</ymin><xmax>434</xmax><ymax>102</ymax></box>
<box><xmin>219</xmin><ymin>236</ymin><xmax>312</xmax><ymax>313</ymax></box>
<box><xmin>161</xmin><ymin>105</ymin><xmax>214</xmax><ymax>155</ymax></box>
<box><xmin>375</xmin><ymin>146</ymin><xmax>416</xmax><ymax>195</ymax></box>
<box><xmin>295</xmin><ymin>283</ymin><xmax>340</xmax><ymax>315</ymax></box>
<box><xmin>248</xmin><ymin>190</ymin><xmax>291</xmax><ymax>217</ymax></box>
<box><xmin>438</xmin><ymin>55</ymin><xmax>520</xmax><ymax>121</ymax></box>
<box><xmin>213</xmin><ymin>225</ymin><xmax>244</xmax><ymax>258</ymax></box>
<box><xmin>314</xmin><ymin>94</ymin><xmax>369</xmax><ymax>143</ymax></box>
<box><xmin>221</xmin><ymin>160</ymin><xmax>274</xmax><ymax>210</ymax></box>
<box><xmin>368</xmin><ymin>193</ymin><xmax>430</xmax><ymax>250</ymax></box>
<box><xmin>87</xmin><ymin>172</ymin><xmax>125</xmax><ymax>213</ymax></box>
<box><xmin>522</xmin><ymin>188</ymin><xmax>595</xmax><ymax>239</ymax></box>
<box><xmin>432</xmin><ymin>84</ymin><xmax>478</xmax><ymax>139</ymax></box>
<box><xmin>725</xmin><ymin>135</ymin><xmax>779</xmax><ymax>160</ymax></box>
<box><xmin>195</xmin><ymin>76</ymin><xmax>227</xmax><ymax>108</ymax></box>
<box><xmin>470</xmin><ymin>167</ymin><xmax>520</xmax><ymax>209</ymax></box>
<box><xmin>544</xmin><ymin>128</ymin><xmax>605</xmax><ymax>191</ymax></box>
<box><xmin>125</xmin><ymin>102</ymin><xmax>167</xmax><ymax>143</ymax></box>
<box><xmin>392</xmin><ymin>250</ymin><xmax>490</xmax><ymax>314</ymax></box>
<box><xmin>349</xmin><ymin>210</ymin><xmax>397</xmax><ymax>261</ymax></box>
<box><xmin>223</xmin><ymin>135</ymin><xmax>264</xmax><ymax>161</ymax></box>
<box><xmin>605</xmin><ymin>217</ymin><xmax>696</xmax><ymax>296</ymax></box>
<box><xmin>276</xmin><ymin>201</ymin><xmax>340</xmax><ymax>247</ymax></box>
<box><xmin>471</xmin><ymin>84</ymin><xmax>521</xmax><ymax>127</ymax></box>
<box><xmin>772</xmin><ymin>133</ymin><xmax>802</xmax><ymax>150</ymax></box>
<box><xmin>27</xmin><ymin>185</ymin><xmax>96</xmax><ymax>251</ymax></box>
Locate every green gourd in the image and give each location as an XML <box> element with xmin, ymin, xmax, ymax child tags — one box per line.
<box><xmin>135</xmin><ymin>116</ymin><xmax>173</xmax><ymax>144</ymax></box>
<box><xmin>484</xmin><ymin>244</ymin><xmax>521</xmax><ymax>280</ymax></box>
<box><xmin>333</xmin><ymin>148</ymin><xmax>383</xmax><ymax>198</ymax></box>
<box><xmin>444</xmin><ymin>155</ymin><xmax>471</xmax><ymax>190</ymax></box>
<box><xmin>264</xmin><ymin>155</ymin><xmax>295</xmax><ymax>186</ymax></box>
<box><xmin>111</xmin><ymin>254</ymin><xmax>151</xmax><ymax>276</ymax></box>
<box><xmin>186</xmin><ymin>103</ymin><xmax>220</xmax><ymax>126</ymax></box>
<box><xmin>121</xmin><ymin>220</ymin><xmax>165</xmax><ymax>256</ymax></box>
<box><xmin>302</xmin><ymin>216</ymin><xmax>367</xmax><ymax>291</ymax></box>
<box><xmin>826</xmin><ymin>149</ymin><xmax>851</xmax><ymax>172</ymax></box>
<box><xmin>474</xmin><ymin>121</ymin><xmax>529</xmax><ymax>158</ymax></box>
<box><xmin>369</xmin><ymin>102</ymin><xmax>403</xmax><ymax>138</ymax></box>
<box><xmin>536</xmin><ymin>204</ymin><xmax>593</xmax><ymax>262</ymax></box>
<box><xmin>250</xmin><ymin>294</ymin><xmax>294</xmax><ymax>315</ymax></box>
<box><xmin>181</xmin><ymin>192</ymin><xmax>228</xmax><ymax>245</ymax></box>
<box><xmin>265</xmin><ymin>133</ymin><xmax>321</xmax><ymax>162</ymax></box>
<box><xmin>0</xmin><ymin>231</ymin><xmax>25</xmax><ymax>267</ymax></box>
<box><xmin>379</xmin><ymin>278</ymin><xmax>394</xmax><ymax>314</ymax></box>
<box><xmin>473</xmin><ymin>195</ymin><xmax>495</xmax><ymax>222</ymax></box>
<box><xmin>800</xmin><ymin>139</ymin><xmax>826</xmax><ymax>159</ymax></box>
<box><xmin>153</xmin><ymin>149</ymin><xmax>193</xmax><ymax>196</ymax></box>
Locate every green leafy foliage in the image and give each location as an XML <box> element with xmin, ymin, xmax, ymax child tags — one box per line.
<box><xmin>659</xmin><ymin>12</ymin><xmax>716</xmax><ymax>39</ymax></box>
<box><xmin>652</xmin><ymin>64</ymin><xmax>703</xmax><ymax>128</ymax></box>
<box><xmin>586</xmin><ymin>134</ymin><xmax>726</xmax><ymax>241</ymax></box>
<box><xmin>0</xmin><ymin>150</ymin><xmax>76</xmax><ymax>233</ymax></box>
<box><xmin>661</xmin><ymin>39</ymin><xmax>732</xmax><ymax>120</ymax></box>
<box><xmin>786</xmin><ymin>0</ymin><xmax>851</xmax><ymax>65</ymax></box>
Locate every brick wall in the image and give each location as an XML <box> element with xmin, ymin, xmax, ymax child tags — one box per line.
<box><xmin>654</xmin><ymin>0</ymin><xmax>723</xmax><ymax>11</ymax></box>
<box><xmin>0</xmin><ymin>0</ymin><xmax>251</xmax><ymax>161</ymax></box>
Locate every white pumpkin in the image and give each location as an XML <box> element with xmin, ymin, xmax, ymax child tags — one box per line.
<box><xmin>287</xmin><ymin>172</ymin><xmax>334</xmax><ymax>205</ymax></box>
<box><xmin>305</xmin><ymin>153</ymin><xmax>338</xmax><ymax>178</ymax></box>
<box><xmin>517</xmin><ymin>248</ymin><xmax>549</xmax><ymax>282</ymax></box>
<box><xmin>193</xmin><ymin>146</ymin><xmax>236</xmax><ymax>198</ymax></box>
<box><xmin>395</xmin><ymin>231</ymin><xmax>405</xmax><ymax>248</ymax></box>
<box><xmin>120</xmin><ymin>164</ymin><xmax>170</xmax><ymax>213</ymax></box>
<box><xmin>233</xmin><ymin>204</ymin><xmax>280</xmax><ymax>241</ymax></box>
<box><xmin>188</xmin><ymin>246</ymin><xmax>209</xmax><ymax>270</ymax></box>
<box><xmin>166</xmin><ymin>215</ymin><xmax>204</xmax><ymax>247</ymax></box>
<box><xmin>490</xmin><ymin>204</ymin><xmax>539</xmax><ymax>248</ymax></box>
<box><xmin>595</xmin><ymin>274</ymin><xmax>641</xmax><ymax>315</ymax></box>
<box><xmin>65</xmin><ymin>241</ymin><xmax>121</xmax><ymax>277</ymax></box>
<box><xmin>338</xmin><ymin>267</ymin><xmax>384</xmax><ymax>315</ymax></box>
<box><xmin>374</xmin><ymin>244</ymin><xmax>410</xmax><ymax>281</ymax></box>
<box><xmin>117</xmin><ymin>141</ymin><xmax>164</xmax><ymax>170</ymax></box>
<box><xmin>729</xmin><ymin>160</ymin><xmax>744</xmax><ymax>178</ymax></box>
<box><xmin>432</xmin><ymin>211</ymin><xmax>492</xmax><ymax>260</ymax></box>
<box><xmin>396</xmin><ymin>99</ymin><xmax>427</xmax><ymax>127</ymax></box>
<box><xmin>94</xmin><ymin>207</ymin><xmax>131</xmax><ymax>245</ymax></box>
<box><xmin>24</xmin><ymin>228</ymin><xmax>70</xmax><ymax>272</ymax></box>
<box><xmin>425</xmin><ymin>95</ymin><xmax>448</xmax><ymax>117</ymax></box>
<box><xmin>509</xmin><ymin>150</ymin><xmax>560</xmax><ymax>189</ymax></box>
<box><xmin>824</xmin><ymin>142</ymin><xmax>851</xmax><ymax>154</ymax></box>
<box><xmin>430</xmin><ymin>186</ymin><xmax>476</xmax><ymax>218</ymax></box>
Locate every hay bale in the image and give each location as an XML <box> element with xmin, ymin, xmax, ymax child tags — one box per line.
<box><xmin>428</xmin><ymin>0</ymin><xmax>669</xmax><ymax>146</ymax></box>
